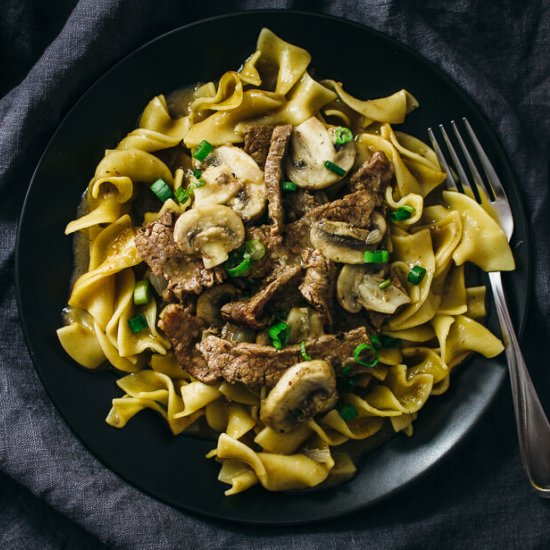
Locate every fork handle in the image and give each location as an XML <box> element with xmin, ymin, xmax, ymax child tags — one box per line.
<box><xmin>489</xmin><ymin>271</ymin><xmax>550</xmax><ymax>496</ymax></box>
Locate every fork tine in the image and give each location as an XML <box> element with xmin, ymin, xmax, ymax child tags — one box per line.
<box><xmin>463</xmin><ymin>118</ymin><xmax>510</xmax><ymax>206</ymax></box>
<box><xmin>428</xmin><ymin>127</ymin><xmax>458</xmax><ymax>191</ymax></box>
<box><xmin>439</xmin><ymin>124</ymin><xmax>476</xmax><ymax>198</ymax></box>
<box><xmin>451</xmin><ymin>120</ymin><xmax>483</xmax><ymax>202</ymax></box>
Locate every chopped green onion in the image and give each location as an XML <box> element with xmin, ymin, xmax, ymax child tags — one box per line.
<box><xmin>128</xmin><ymin>313</ymin><xmax>148</xmax><ymax>334</ymax></box>
<box><xmin>324</xmin><ymin>160</ymin><xmax>347</xmax><ymax>177</ymax></box>
<box><xmin>341</xmin><ymin>365</ymin><xmax>352</xmax><ymax>376</ymax></box>
<box><xmin>408</xmin><ymin>265</ymin><xmax>427</xmax><ymax>285</ymax></box>
<box><xmin>150</xmin><ymin>178</ymin><xmax>173</xmax><ymax>202</ymax></box>
<box><xmin>363</xmin><ymin>249</ymin><xmax>389</xmax><ymax>263</ymax></box>
<box><xmin>244</xmin><ymin>240</ymin><xmax>266</xmax><ymax>261</ymax></box>
<box><xmin>282</xmin><ymin>181</ymin><xmax>298</xmax><ymax>192</ymax></box>
<box><xmin>268</xmin><ymin>321</ymin><xmax>289</xmax><ymax>350</ymax></box>
<box><xmin>193</xmin><ymin>169</ymin><xmax>202</xmax><ymax>179</ymax></box>
<box><xmin>378</xmin><ymin>278</ymin><xmax>392</xmax><ymax>290</ymax></box>
<box><xmin>370</xmin><ymin>334</ymin><xmax>381</xmax><ymax>348</ymax></box>
<box><xmin>300</xmin><ymin>341</ymin><xmax>312</xmax><ymax>361</ymax></box>
<box><xmin>225</xmin><ymin>256</ymin><xmax>252</xmax><ymax>278</ymax></box>
<box><xmin>338</xmin><ymin>403</ymin><xmax>359</xmax><ymax>421</ymax></box>
<box><xmin>334</xmin><ymin>126</ymin><xmax>353</xmax><ymax>146</ymax></box>
<box><xmin>133</xmin><ymin>280</ymin><xmax>150</xmax><ymax>306</ymax></box>
<box><xmin>174</xmin><ymin>187</ymin><xmax>189</xmax><ymax>203</ymax></box>
<box><xmin>193</xmin><ymin>140</ymin><xmax>213</xmax><ymax>161</ymax></box>
<box><xmin>379</xmin><ymin>334</ymin><xmax>402</xmax><ymax>349</ymax></box>
<box><xmin>353</xmin><ymin>343</ymin><xmax>379</xmax><ymax>368</ymax></box>
<box><xmin>391</xmin><ymin>205</ymin><xmax>415</xmax><ymax>222</ymax></box>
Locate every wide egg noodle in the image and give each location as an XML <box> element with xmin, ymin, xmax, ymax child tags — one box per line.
<box><xmin>443</xmin><ymin>190</ymin><xmax>515</xmax><ymax>271</ymax></box>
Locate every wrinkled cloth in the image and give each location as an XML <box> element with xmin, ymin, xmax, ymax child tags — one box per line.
<box><xmin>1</xmin><ymin>1</ymin><xmax>549</xmax><ymax>548</ymax></box>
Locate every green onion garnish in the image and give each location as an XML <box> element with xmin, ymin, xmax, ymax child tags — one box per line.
<box><xmin>268</xmin><ymin>321</ymin><xmax>290</xmax><ymax>350</ymax></box>
<box><xmin>390</xmin><ymin>205</ymin><xmax>415</xmax><ymax>222</ymax></box>
<box><xmin>338</xmin><ymin>403</ymin><xmax>359</xmax><ymax>421</ymax></box>
<box><xmin>300</xmin><ymin>341</ymin><xmax>312</xmax><ymax>361</ymax></box>
<box><xmin>334</xmin><ymin>126</ymin><xmax>353</xmax><ymax>146</ymax></box>
<box><xmin>193</xmin><ymin>140</ymin><xmax>213</xmax><ymax>161</ymax></box>
<box><xmin>150</xmin><ymin>178</ymin><xmax>173</xmax><ymax>202</ymax></box>
<box><xmin>282</xmin><ymin>181</ymin><xmax>298</xmax><ymax>192</ymax></box>
<box><xmin>324</xmin><ymin>160</ymin><xmax>346</xmax><ymax>177</ymax></box>
<box><xmin>174</xmin><ymin>187</ymin><xmax>189</xmax><ymax>203</ymax></box>
<box><xmin>370</xmin><ymin>334</ymin><xmax>381</xmax><ymax>348</ymax></box>
<box><xmin>193</xmin><ymin>169</ymin><xmax>202</xmax><ymax>179</ymax></box>
<box><xmin>408</xmin><ymin>265</ymin><xmax>427</xmax><ymax>285</ymax></box>
<box><xmin>363</xmin><ymin>249</ymin><xmax>389</xmax><ymax>263</ymax></box>
<box><xmin>353</xmin><ymin>343</ymin><xmax>379</xmax><ymax>368</ymax></box>
<box><xmin>379</xmin><ymin>334</ymin><xmax>401</xmax><ymax>349</ymax></box>
<box><xmin>378</xmin><ymin>278</ymin><xmax>392</xmax><ymax>290</ymax></box>
<box><xmin>128</xmin><ymin>313</ymin><xmax>148</xmax><ymax>334</ymax></box>
<box><xmin>341</xmin><ymin>365</ymin><xmax>352</xmax><ymax>376</ymax></box>
<box><xmin>225</xmin><ymin>256</ymin><xmax>252</xmax><ymax>278</ymax></box>
<box><xmin>133</xmin><ymin>280</ymin><xmax>150</xmax><ymax>306</ymax></box>
<box><xmin>244</xmin><ymin>239</ymin><xmax>266</xmax><ymax>261</ymax></box>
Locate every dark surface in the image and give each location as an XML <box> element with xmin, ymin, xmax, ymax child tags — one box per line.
<box><xmin>15</xmin><ymin>11</ymin><xmax>531</xmax><ymax>525</ymax></box>
<box><xmin>1</xmin><ymin>0</ymin><xmax>549</xmax><ymax>548</ymax></box>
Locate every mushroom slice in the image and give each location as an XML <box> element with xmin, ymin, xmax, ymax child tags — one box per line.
<box><xmin>173</xmin><ymin>205</ymin><xmax>245</xmax><ymax>269</ymax></box>
<box><xmin>260</xmin><ymin>360</ymin><xmax>338</xmax><ymax>433</ymax></box>
<box><xmin>286</xmin><ymin>117</ymin><xmax>356</xmax><ymax>189</ymax></box>
<box><xmin>310</xmin><ymin>219</ymin><xmax>382</xmax><ymax>264</ymax></box>
<box><xmin>286</xmin><ymin>307</ymin><xmax>325</xmax><ymax>343</ymax></box>
<box><xmin>196</xmin><ymin>284</ymin><xmax>239</xmax><ymax>328</ymax></box>
<box><xmin>337</xmin><ymin>265</ymin><xmax>411</xmax><ymax>314</ymax></box>
<box><xmin>196</xmin><ymin>145</ymin><xmax>267</xmax><ymax>222</ymax></box>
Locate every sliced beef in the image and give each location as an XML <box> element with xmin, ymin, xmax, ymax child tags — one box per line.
<box><xmin>349</xmin><ymin>151</ymin><xmax>394</xmax><ymax>195</ymax></box>
<box><xmin>243</xmin><ymin>125</ymin><xmax>274</xmax><ymax>169</ymax></box>
<box><xmin>299</xmin><ymin>248</ymin><xmax>336</xmax><ymax>327</ymax></box>
<box><xmin>135</xmin><ymin>210</ymin><xmax>225</xmax><ymax>299</ymax></box>
<box><xmin>284</xmin><ymin>189</ymin><xmax>327</xmax><ymax>223</ymax></box>
<box><xmin>197</xmin><ymin>326</ymin><xmax>370</xmax><ymax>387</ymax></box>
<box><xmin>263</xmin><ymin>124</ymin><xmax>293</xmax><ymax>232</ymax></box>
<box><xmin>305</xmin><ymin>190</ymin><xmax>377</xmax><ymax>228</ymax></box>
<box><xmin>220</xmin><ymin>264</ymin><xmax>302</xmax><ymax>329</ymax></box>
<box><xmin>158</xmin><ymin>304</ymin><xmax>215</xmax><ymax>383</ymax></box>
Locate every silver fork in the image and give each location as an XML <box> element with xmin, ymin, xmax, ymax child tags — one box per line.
<box><xmin>429</xmin><ymin>118</ymin><xmax>550</xmax><ymax>497</ymax></box>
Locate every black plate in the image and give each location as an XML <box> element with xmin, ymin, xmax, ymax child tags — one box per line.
<box><xmin>16</xmin><ymin>11</ymin><xmax>530</xmax><ymax>524</ymax></box>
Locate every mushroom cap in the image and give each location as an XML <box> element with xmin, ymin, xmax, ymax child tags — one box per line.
<box><xmin>260</xmin><ymin>360</ymin><xmax>338</xmax><ymax>433</ymax></box>
<box><xmin>173</xmin><ymin>204</ymin><xmax>245</xmax><ymax>269</ymax></box>
<box><xmin>337</xmin><ymin>264</ymin><xmax>411</xmax><ymax>314</ymax></box>
<box><xmin>195</xmin><ymin>146</ymin><xmax>267</xmax><ymax>222</ymax></box>
<box><xmin>310</xmin><ymin>219</ymin><xmax>384</xmax><ymax>264</ymax></box>
<box><xmin>286</xmin><ymin>117</ymin><xmax>356</xmax><ymax>189</ymax></box>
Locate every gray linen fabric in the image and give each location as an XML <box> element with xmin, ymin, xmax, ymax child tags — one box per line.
<box><xmin>1</xmin><ymin>1</ymin><xmax>549</xmax><ymax>548</ymax></box>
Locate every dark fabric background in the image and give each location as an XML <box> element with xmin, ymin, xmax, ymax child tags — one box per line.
<box><xmin>1</xmin><ymin>1</ymin><xmax>549</xmax><ymax>548</ymax></box>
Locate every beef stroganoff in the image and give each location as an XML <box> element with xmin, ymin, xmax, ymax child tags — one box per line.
<box><xmin>57</xmin><ymin>29</ymin><xmax>515</xmax><ymax>495</ymax></box>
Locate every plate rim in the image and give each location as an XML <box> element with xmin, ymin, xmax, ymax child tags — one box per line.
<box><xmin>15</xmin><ymin>9</ymin><xmax>531</xmax><ymax>525</ymax></box>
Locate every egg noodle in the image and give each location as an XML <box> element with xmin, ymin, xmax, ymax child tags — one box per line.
<box><xmin>57</xmin><ymin>29</ymin><xmax>515</xmax><ymax>495</ymax></box>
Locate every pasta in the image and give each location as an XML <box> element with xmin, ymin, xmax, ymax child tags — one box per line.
<box><xmin>57</xmin><ymin>28</ymin><xmax>515</xmax><ymax>496</ymax></box>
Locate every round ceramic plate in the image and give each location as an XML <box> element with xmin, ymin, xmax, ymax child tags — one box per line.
<box><xmin>16</xmin><ymin>11</ymin><xmax>530</xmax><ymax>524</ymax></box>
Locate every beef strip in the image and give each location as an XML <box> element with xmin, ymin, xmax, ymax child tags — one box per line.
<box><xmin>221</xmin><ymin>264</ymin><xmax>302</xmax><ymax>329</ymax></box>
<box><xmin>305</xmin><ymin>190</ymin><xmax>377</xmax><ymax>228</ymax></box>
<box><xmin>158</xmin><ymin>304</ymin><xmax>216</xmax><ymax>383</ymax></box>
<box><xmin>197</xmin><ymin>326</ymin><xmax>370</xmax><ymax>387</ymax></box>
<box><xmin>263</xmin><ymin>124</ymin><xmax>293</xmax><ymax>232</ymax></box>
<box><xmin>243</xmin><ymin>125</ymin><xmax>274</xmax><ymax>169</ymax></box>
<box><xmin>134</xmin><ymin>210</ymin><xmax>225</xmax><ymax>299</ymax></box>
<box><xmin>299</xmin><ymin>248</ymin><xmax>336</xmax><ymax>327</ymax></box>
<box><xmin>349</xmin><ymin>151</ymin><xmax>394</xmax><ymax>195</ymax></box>
<box><xmin>284</xmin><ymin>189</ymin><xmax>327</xmax><ymax>223</ymax></box>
